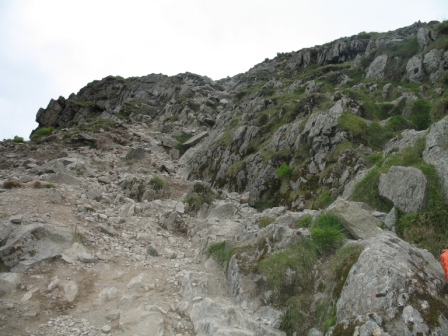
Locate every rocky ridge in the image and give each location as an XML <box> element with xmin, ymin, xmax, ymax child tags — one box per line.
<box><xmin>1</xmin><ymin>19</ymin><xmax>448</xmax><ymax>336</ymax></box>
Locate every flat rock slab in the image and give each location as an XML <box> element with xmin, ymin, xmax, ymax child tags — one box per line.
<box><xmin>183</xmin><ymin>131</ymin><xmax>208</xmax><ymax>147</ymax></box>
<box><xmin>378</xmin><ymin>166</ymin><xmax>427</xmax><ymax>213</ymax></box>
<box><xmin>327</xmin><ymin>198</ymin><xmax>383</xmax><ymax>240</ymax></box>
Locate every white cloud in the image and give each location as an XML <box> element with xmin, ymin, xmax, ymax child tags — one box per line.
<box><xmin>0</xmin><ymin>0</ymin><xmax>447</xmax><ymax>140</ymax></box>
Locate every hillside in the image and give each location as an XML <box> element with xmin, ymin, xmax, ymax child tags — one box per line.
<box><xmin>1</xmin><ymin>20</ymin><xmax>448</xmax><ymax>335</ymax></box>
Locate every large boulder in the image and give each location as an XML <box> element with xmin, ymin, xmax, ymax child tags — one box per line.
<box><xmin>423</xmin><ymin>115</ymin><xmax>448</xmax><ymax>200</ymax></box>
<box><xmin>378</xmin><ymin>166</ymin><xmax>427</xmax><ymax>213</ymax></box>
<box><xmin>332</xmin><ymin>231</ymin><xmax>447</xmax><ymax>335</ymax></box>
<box><xmin>0</xmin><ymin>224</ymin><xmax>73</xmax><ymax>272</ymax></box>
<box><xmin>365</xmin><ymin>55</ymin><xmax>388</xmax><ymax>80</ymax></box>
<box><xmin>405</xmin><ymin>55</ymin><xmax>425</xmax><ymax>83</ymax></box>
<box><xmin>327</xmin><ymin>198</ymin><xmax>382</xmax><ymax>240</ymax></box>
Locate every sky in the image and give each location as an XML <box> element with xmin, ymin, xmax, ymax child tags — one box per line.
<box><xmin>0</xmin><ymin>0</ymin><xmax>447</xmax><ymax>140</ymax></box>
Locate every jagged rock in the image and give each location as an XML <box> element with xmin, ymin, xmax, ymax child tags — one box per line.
<box><xmin>417</xmin><ymin>27</ymin><xmax>436</xmax><ymax>50</ymax></box>
<box><xmin>405</xmin><ymin>55</ymin><xmax>425</xmax><ymax>83</ymax></box>
<box><xmin>0</xmin><ymin>273</ymin><xmax>21</xmax><ymax>293</ymax></box>
<box><xmin>85</xmin><ymin>187</ymin><xmax>102</xmax><ymax>201</ymax></box>
<box><xmin>423</xmin><ymin>49</ymin><xmax>447</xmax><ymax>83</ymax></box>
<box><xmin>378</xmin><ymin>166</ymin><xmax>427</xmax><ymax>213</ymax></box>
<box><xmin>365</xmin><ymin>55</ymin><xmax>388</xmax><ymax>80</ymax></box>
<box><xmin>0</xmin><ymin>224</ymin><xmax>72</xmax><ymax>272</ymax></box>
<box><xmin>383</xmin><ymin>129</ymin><xmax>425</xmax><ymax>157</ymax></box>
<box><xmin>384</xmin><ymin>207</ymin><xmax>398</xmax><ymax>231</ymax></box>
<box><xmin>423</xmin><ymin>115</ymin><xmax>448</xmax><ymax>200</ymax></box>
<box><xmin>327</xmin><ymin>198</ymin><xmax>382</xmax><ymax>240</ymax></box>
<box><xmin>334</xmin><ymin>231</ymin><xmax>447</xmax><ymax>335</ymax></box>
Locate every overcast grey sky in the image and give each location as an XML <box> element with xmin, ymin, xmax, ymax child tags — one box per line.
<box><xmin>1</xmin><ymin>0</ymin><xmax>447</xmax><ymax>140</ymax></box>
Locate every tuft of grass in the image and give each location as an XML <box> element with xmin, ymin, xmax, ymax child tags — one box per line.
<box><xmin>313</xmin><ymin>190</ymin><xmax>335</xmax><ymax>209</ymax></box>
<box><xmin>3</xmin><ymin>180</ymin><xmax>22</xmax><ymax>189</ymax></box>
<box><xmin>206</xmin><ymin>241</ymin><xmax>235</xmax><ymax>266</ymax></box>
<box><xmin>295</xmin><ymin>214</ymin><xmax>313</xmax><ymax>228</ymax></box>
<box><xmin>150</xmin><ymin>176</ymin><xmax>166</xmax><ymax>190</ymax></box>
<box><xmin>12</xmin><ymin>136</ymin><xmax>24</xmax><ymax>143</ymax></box>
<box><xmin>72</xmin><ymin>225</ymin><xmax>88</xmax><ymax>245</ymax></box>
<box><xmin>408</xmin><ymin>99</ymin><xmax>431</xmax><ymax>131</ymax></box>
<box><xmin>256</xmin><ymin>216</ymin><xmax>275</xmax><ymax>228</ymax></box>
<box><xmin>276</xmin><ymin>163</ymin><xmax>292</xmax><ymax>179</ymax></box>
<box><xmin>311</xmin><ymin>212</ymin><xmax>346</xmax><ymax>252</ymax></box>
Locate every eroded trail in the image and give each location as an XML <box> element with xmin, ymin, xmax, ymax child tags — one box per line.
<box><xmin>0</xmin><ymin>122</ymin><xmax>284</xmax><ymax>336</ymax></box>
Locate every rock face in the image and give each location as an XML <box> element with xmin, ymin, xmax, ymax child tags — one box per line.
<box><xmin>378</xmin><ymin>166</ymin><xmax>427</xmax><ymax>213</ymax></box>
<box><xmin>423</xmin><ymin>115</ymin><xmax>448</xmax><ymax>200</ymax></box>
<box><xmin>327</xmin><ymin>198</ymin><xmax>383</xmax><ymax>239</ymax></box>
<box><xmin>333</xmin><ymin>232</ymin><xmax>447</xmax><ymax>335</ymax></box>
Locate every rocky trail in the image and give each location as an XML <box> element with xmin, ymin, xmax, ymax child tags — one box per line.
<box><xmin>0</xmin><ymin>122</ymin><xmax>285</xmax><ymax>336</ymax></box>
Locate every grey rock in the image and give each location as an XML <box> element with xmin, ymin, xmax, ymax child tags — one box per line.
<box><xmin>63</xmin><ymin>280</ymin><xmax>78</xmax><ymax>302</ymax></box>
<box><xmin>0</xmin><ymin>224</ymin><xmax>72</xmax><ymax>272</ymax></box>
<box><xmin>99</xmin><ymin>224</ymin><xmax>119</xmax><ymax>237</ymax></box>
<box><xmin>335</xmin><ymin>231</ymin><xmax>446</xmax><ymax>335</ymax></box>
<box><xmin>44</xmin><ymin>173</ymin><xmax>82</xmax><ymax>186</ymax></box>
<box><xmin>183</xmin><ymin>131</ymin><xmax>209</xmax><ymax>148</ymax></box>
<box><xmin>365</xmin><ymin>55</ymin><xmax>388</xmax><ymax>80</ymax></box>
<box><xmin>405</xmin><ymin>55</ymin><xmax>425</xmax><ymax>83</ymax></box>
<box><xmin>423</xmin><ymin>115</ymin><xmax>448</xmax><ymax>200</ymax></box>
<box><xmin>127</xmin><ymin>273</ymin><xmax>155</xmax><ymax>291</ymax></box>
<box><xmin>85</xmin><ymin>187</ymin><xmax>102</xmax><ymax>201</ymax></box>
<box><xmin>99</xmin><ymin>287</ymin><xmax>119</xmax><ymax>302</ymax></box>
<box><xmin>62</xmin><ymin>243</ymin><xmax>97</xmax><ymax>264</ymax></box>
<box><xmin>417</xmin><ymin>27</ymin><xmax>436</xmax><ymax>50</ymax></box>
<box><xmin>384</xmin><ymin>207</ymin><xmax>398</xmax><ymax>231</ymax></box>
<box><xmin>327</xmin><ymin>198</ymin><xmax>382</xmax><ymax>240</ymax></box>
<box><xmin>379</xmin><ymin>166</ymin><xmax>427</xmax><ymax>213</ymax></box>
<box><xmin>119</xmin><ymin>305</ymin><xmax>164</xmax><ymax>336</ymax></box>
<box><xmin>0</xmin><ymin>273</ymin><xmax>21</xmax><ymax>293</ymax></box>
<box><xmin>147</xmin><ymin>246</ymin><xmax>159</xmax><ymax>257</ymax></box>
<box><xmin>383</xmin><ymin>129</ymin><xmax>425</xmax><ymax>157</ymax></box>
<box><xmin>9</xmin><ymin>214</ymin><xmax>23</xmax><ymax>224</ymax></box>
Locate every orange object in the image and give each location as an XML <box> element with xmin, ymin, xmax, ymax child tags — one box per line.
<box><xmin>440</xmin><ymin>249</ymin><xmax>448</xmax><ymax>281</ymax></box>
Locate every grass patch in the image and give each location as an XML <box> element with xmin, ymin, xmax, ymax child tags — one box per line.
<box><xmin>206</xmin><ymin>241</ymin><xmax>235</xmax><ymax>266</ymax></box>
<box><xmin>184</xmin><ymin>182</ymin><xmax>217</xmax><ymax>212</ymax></box>
<box><xmin>313</xmin><ymin>190</ymin><xmax>335</xmax><ymax>209</ymax></box>
<box><xmin>408</xmin><ymin>99</ymin><xmax>431</xmax><ymax>131</ymax></box>
<box><xmin>294</xmin><ymin>214</ymin><xmax>313</xmax><ymax>228</ymax></box>
<box><xmin>276</xmin><ymin>163</ymin><xmax>292</xmax><ymax>179</ymax></box>
<box><xmin>150</xmin><ymin>176</ymin><xmax>166</xmax><ymax>190</ymax></box>
<box><xmin>311</xmin><ymin>212</ymin><xmax>346</xmax><ymax>252</ymax></box>
<box><xmin>256</xmin><ymin>216</ymin><xmax>275</xmax><ymax>228</ymax></box>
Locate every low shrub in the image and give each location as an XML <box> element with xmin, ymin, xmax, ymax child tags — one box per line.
<box><xmin>276</xmin><ymin>163</ymin><xmax>292</xmax><ymax>179</ymax></box>
<box><xmin>32</xmin><ymin>181</ymin><xmax>55</xmax><ymax>188</ymax></box>
<box><xmin>295</xmin><ymin>214</ymin><xmax>313</xmax><ymax>228</ymax></box>
<box><xmin>313</xmin><ymin>190</ymin><xmax>335</xmax><ymax>209</ymax></box>
<box><xmin>12</xmin><ymin>136</ymin><xmax>24</xmax><ymax>143</ymax></box>
<box><xmin>408</xmin><ymin>99</ymin><xmax>431</xmax><ymax>131</ymax></box>
<box><xmin>3</xmin><ymin>180</ymin><xmax>22</xmax><ymax>189</ymax></box>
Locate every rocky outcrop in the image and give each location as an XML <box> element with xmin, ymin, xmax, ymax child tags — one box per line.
<box><xmin>378</xmin><ymin>166</ymin><xmax>427</xmax><ymax>213</ymax></box>
<box><xmin>331</xmin><ymin>231</ymin><xmax>447</xmax><ymax>335</ymax></box>
<box><xmin>327</xmin><ymin>198</ymin><xmax>383</xmax><ymax>239</ymax></box>
<box><xmin>365</xmin><ymin>55</ymin><xmax>388</xmax><ymax>80</ymax></box>
<box><xmin>423</xmin><ymin>115</ymin><xmax>448</xmax><ymax>200</ymax></box>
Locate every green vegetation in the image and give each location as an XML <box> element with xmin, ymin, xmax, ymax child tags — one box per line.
<box><xmin>150</xmin><ymin>176</ymin><xmax>166</xmax><ymax>190</ymax></box>
<box><xmin>12</xmin><ymin>136</ymin><xmax>24</xmax><ymax>143</ymax></box>
<box><xmin>409</xmin><ymin>99</ymin><xmax>431</xmax><ymax>131</ymax></box>
<box><xmin>72</xmin><ymin>225</ymin><xmax>88</xmax><ymax>245</ymax></box>
<box><xmin>174</xmin><ymin>132</ymin><xmax>193</xmax><ymax>154</ymax></box>
<box><xmin>311</xmin><ymin>212</ymin><xmax>345</xmax><ymax>252</ymax></box>
<box><xmin>313</xmin><ymin>190</ymin><xmax>335</xmax><ymax>209</ymax></box>
<box><xmin>295</xmin><ymin>214</ymin><xmax>313</xmax><ymax>228</ymax></box>
<box><xmin>206</xmin><ymin>241</ymin><xmax>235</xmax><ymax>266</ymax></box>
<box><xmin>32</xmin><ymin>181</ymin><xmax>55</xmax><ymax>189</ymax></box>
<box><xmin>256</xmin><ymin>216</ymin><xmax>275</xmax><ymax>228</ymax></box>
<box><xmin>31</xmin><ymin>126</ymin><xmax>53</xmax><ymax>139</ymax></box>
<box><xmin>2</xmin><ymin>180</ymin><xmax>22</xmax><ymax>189</ymax></box>
<box><xmin>73</xmin><ymin>101</ymin><xmax>95</xmax><ymax>108</ymax></box>
<box><xmin>275</xmin><ymin>163</ymin><xmax>292</xmax><ymax>179</ymax></box>
<box><xmin>183</xmin><ymin>183</ymin><xmax>217</xmax><ymax>212</ymax></box>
